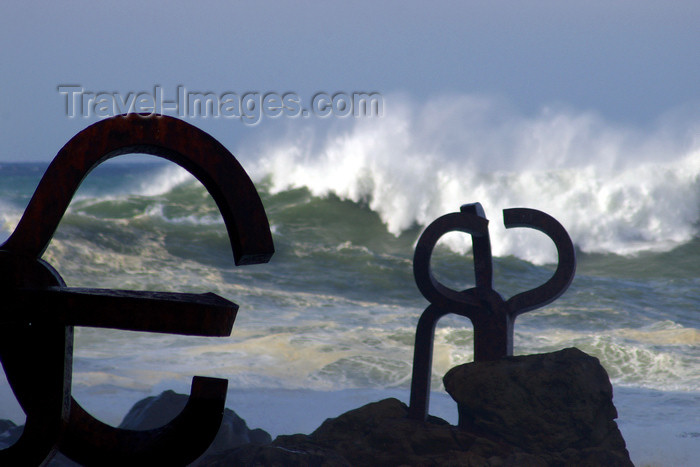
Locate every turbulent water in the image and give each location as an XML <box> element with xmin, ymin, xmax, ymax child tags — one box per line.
<box><xmin>1</xmin><ymin>101</ymin><xmax>699</xmax><ymax>465</ymax></box>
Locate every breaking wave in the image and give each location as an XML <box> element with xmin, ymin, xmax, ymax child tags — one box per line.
<box><xmin>248</xmin><ymin>94</ymin><xmax>700</xmax><ymax>263</ymax></box>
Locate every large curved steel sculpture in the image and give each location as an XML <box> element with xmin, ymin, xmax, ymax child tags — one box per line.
<box><xmin>0</xmin><ymin>114</ymin><xmax>274</xmax><ymax>465</ymax></box>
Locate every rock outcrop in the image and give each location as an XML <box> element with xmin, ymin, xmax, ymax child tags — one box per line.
<box><xmin>110</xmin><ymin>389</ymin><xmax>271</xmax><ymax>465</ymax></box>
<box><xmin>205</xmin><ymin>398</ymin><xmax>548</xmax><ymax>466</ymax></box>
<box><xmin>204</xmin><ymin>347</ymin><xmax>632</xmax><ymax>466</ymax></box>
<box><xmin>119</xmin><ymin>389</ymin><xmax>272</xmax><ymax>456</ymax></box>
<box><xmin>443</xmin><ymin>347</ymin><xmax>632</xmax><ymax>466</ymax></box>
<box><xmin>0</xmin><ymin>390</ymin><xmax>271</xmax><ymax>466</ymax></box>
<box><xmin>1</xmin><ymin>347</ymin><xmax>633</xmax><ymax>466</ymax></box>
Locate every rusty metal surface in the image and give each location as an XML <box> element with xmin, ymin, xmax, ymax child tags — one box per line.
<box><xmin>408</xmin><ymin>203</ymin><xmax>575</xmax><ymax>421</ymax></box>
<box><xmin>0</xmin><ymin>114</ymin><xmax>274</xmax><ymax>465</ymax></box>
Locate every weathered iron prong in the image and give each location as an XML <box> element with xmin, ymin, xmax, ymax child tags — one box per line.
<box><xmin>0</xmin><ymin>323</ymin><xmax>70</xmax><ymax>466</ymax></box>
<box><xmin>0</xmin><ymin>252</ymin><xmax>70</xmax><ymax>466</ymax></box>
<box><xmin>8</xmin><ymin>288</ymin><xmax>237</xmax><ymax>336</ymax></box>
<box><xmin>503</xmin><ymin>208</ymin><xmax>576</xmax><ymax>316</ymax></box>
<box><xmin>409</xmin><ymin>204</ymin><xmax>496</xmax><ymax>420</ymax></box>
<box><xmin>412</xmin><ymin>208</ymin><xmax>490</xmax><ymax>313</ymax></box>
<box><xmin>408</xmin><ymin>305</ymin><xmax>449</xmax><ymax>421</ymax></box>
<box><xmin>468</xmin><ymin>286</ymin><xmax>512</xmax><ymax>361</ymax></box>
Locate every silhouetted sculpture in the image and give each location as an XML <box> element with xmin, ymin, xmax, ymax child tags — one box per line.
<box><xmin>408</xmin><ymin>203</ymin><xmax>575</xmax><ymax>421</ymax></box>
<box><xmin>0</xmin><ymin>114</ymin><xmax>274</xmax><ymax>466</ymax></box>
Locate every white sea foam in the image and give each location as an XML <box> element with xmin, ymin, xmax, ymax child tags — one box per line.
<box><xmin>0</xmin><ymin>203</ymin><xmax>21</xmax><ymax>244</ymax></box>
<box><xmin>136</xmin><ymin>164</ymin><xmax>194</xmax><ymax>197</ymax></box>
<box><xmin>67</xmin><ymin>161</ymin><xmax>194</xmax><ymax>203</ymax></box>
<box><xmin>250</xmin><ymin>94</ymin><xmax>700</xmax><ymax>263</ymax></box>
<box><xmin>141</xmin><ymin>202</ymin><xmax>222</xmax><ymax>225</ymax></box>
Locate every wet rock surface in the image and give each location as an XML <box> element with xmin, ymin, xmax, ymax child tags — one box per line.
<box><xmin>203</xmin><ymin>348</ymin><xmax>632</xmax><ymax>466</ymax></box>
<box><xmin>443</xmin><ymin>347</ymin><xmax>633</xmax><ymax>466</ymax></box>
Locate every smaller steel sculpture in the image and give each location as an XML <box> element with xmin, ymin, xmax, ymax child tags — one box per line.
<box><xmin>0</xmin><ymin>114</ymin><xmax>274</xmax><ymax>465</ymax></box>
<box><xmin>408</xmin><ymin>203</ymin><xmax>575</xmax><ymax>421</ymax></box>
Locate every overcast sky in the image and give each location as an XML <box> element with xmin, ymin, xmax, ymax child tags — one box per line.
<box><xmin>1</xmin><ymin>1</ymin><xmax>699</xmax><ymax>162</ymax></box>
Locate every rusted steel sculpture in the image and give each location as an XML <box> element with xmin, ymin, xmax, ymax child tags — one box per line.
<box><xmin>408</xmin><ymin>203</ymin><xmax>575</xmax><ymax>421</ymax></box>
<box><xmin>0</xmin><ymin>114</ymin><xmax>274</xmax><ymax>466</ymax></box>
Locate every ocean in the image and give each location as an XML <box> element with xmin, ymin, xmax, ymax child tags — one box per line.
<box><xmin>0</xmin><ymin>106</ymin><xmax>698</xmax><ymax>466</ymax></box>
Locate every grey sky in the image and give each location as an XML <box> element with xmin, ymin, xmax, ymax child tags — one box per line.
<box><xmin>1</xmin><ymin>1</ymin><xmax>699</xmax><ymax>162</ymax></box>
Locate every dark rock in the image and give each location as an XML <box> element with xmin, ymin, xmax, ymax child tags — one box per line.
<box><xmin>203</xmin><ymin>398</ymin><xmax>543</xmax><ymax>466</ymax></box>
<box><xmin>47</xmin><ymin>452</ymin><xmax>81</xmax><ymax>466</ymax></box>
<box><xmin>36</xmin><ymin>389</ymin><xmax>273</xmax><ymax>466</ymax></box>
<box><xmin>0</xmin><ymin>419</ymin><xmax>18</xmax><ymax>433</ymax></box>
<box><xmin>205</xmin><ymin>434</ymin><xmax>353</xmax><ymax>467</ymax></box>
<box><xmin>308</xmin><ymin>398</ymin><xmax>482</xmax><ymax>466</ymax></box>
<box><xmin>204</xmin><ymin>348</ymin><xmax>632</xmax><ymax>466</ymax></box>
<box><xmin>443</xmin><ymin>347</ymin><xmax>632</xmax><ymax>466</ymax></box>
<box><xmin>0</xmin><ymin>419</ymin><xmax>22</xmax><ymax>450</ymax></box>
<box><xmin>118</xmin><ymin>389</ymin><xmax>271</xmax><ymax>464</ymax></box>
